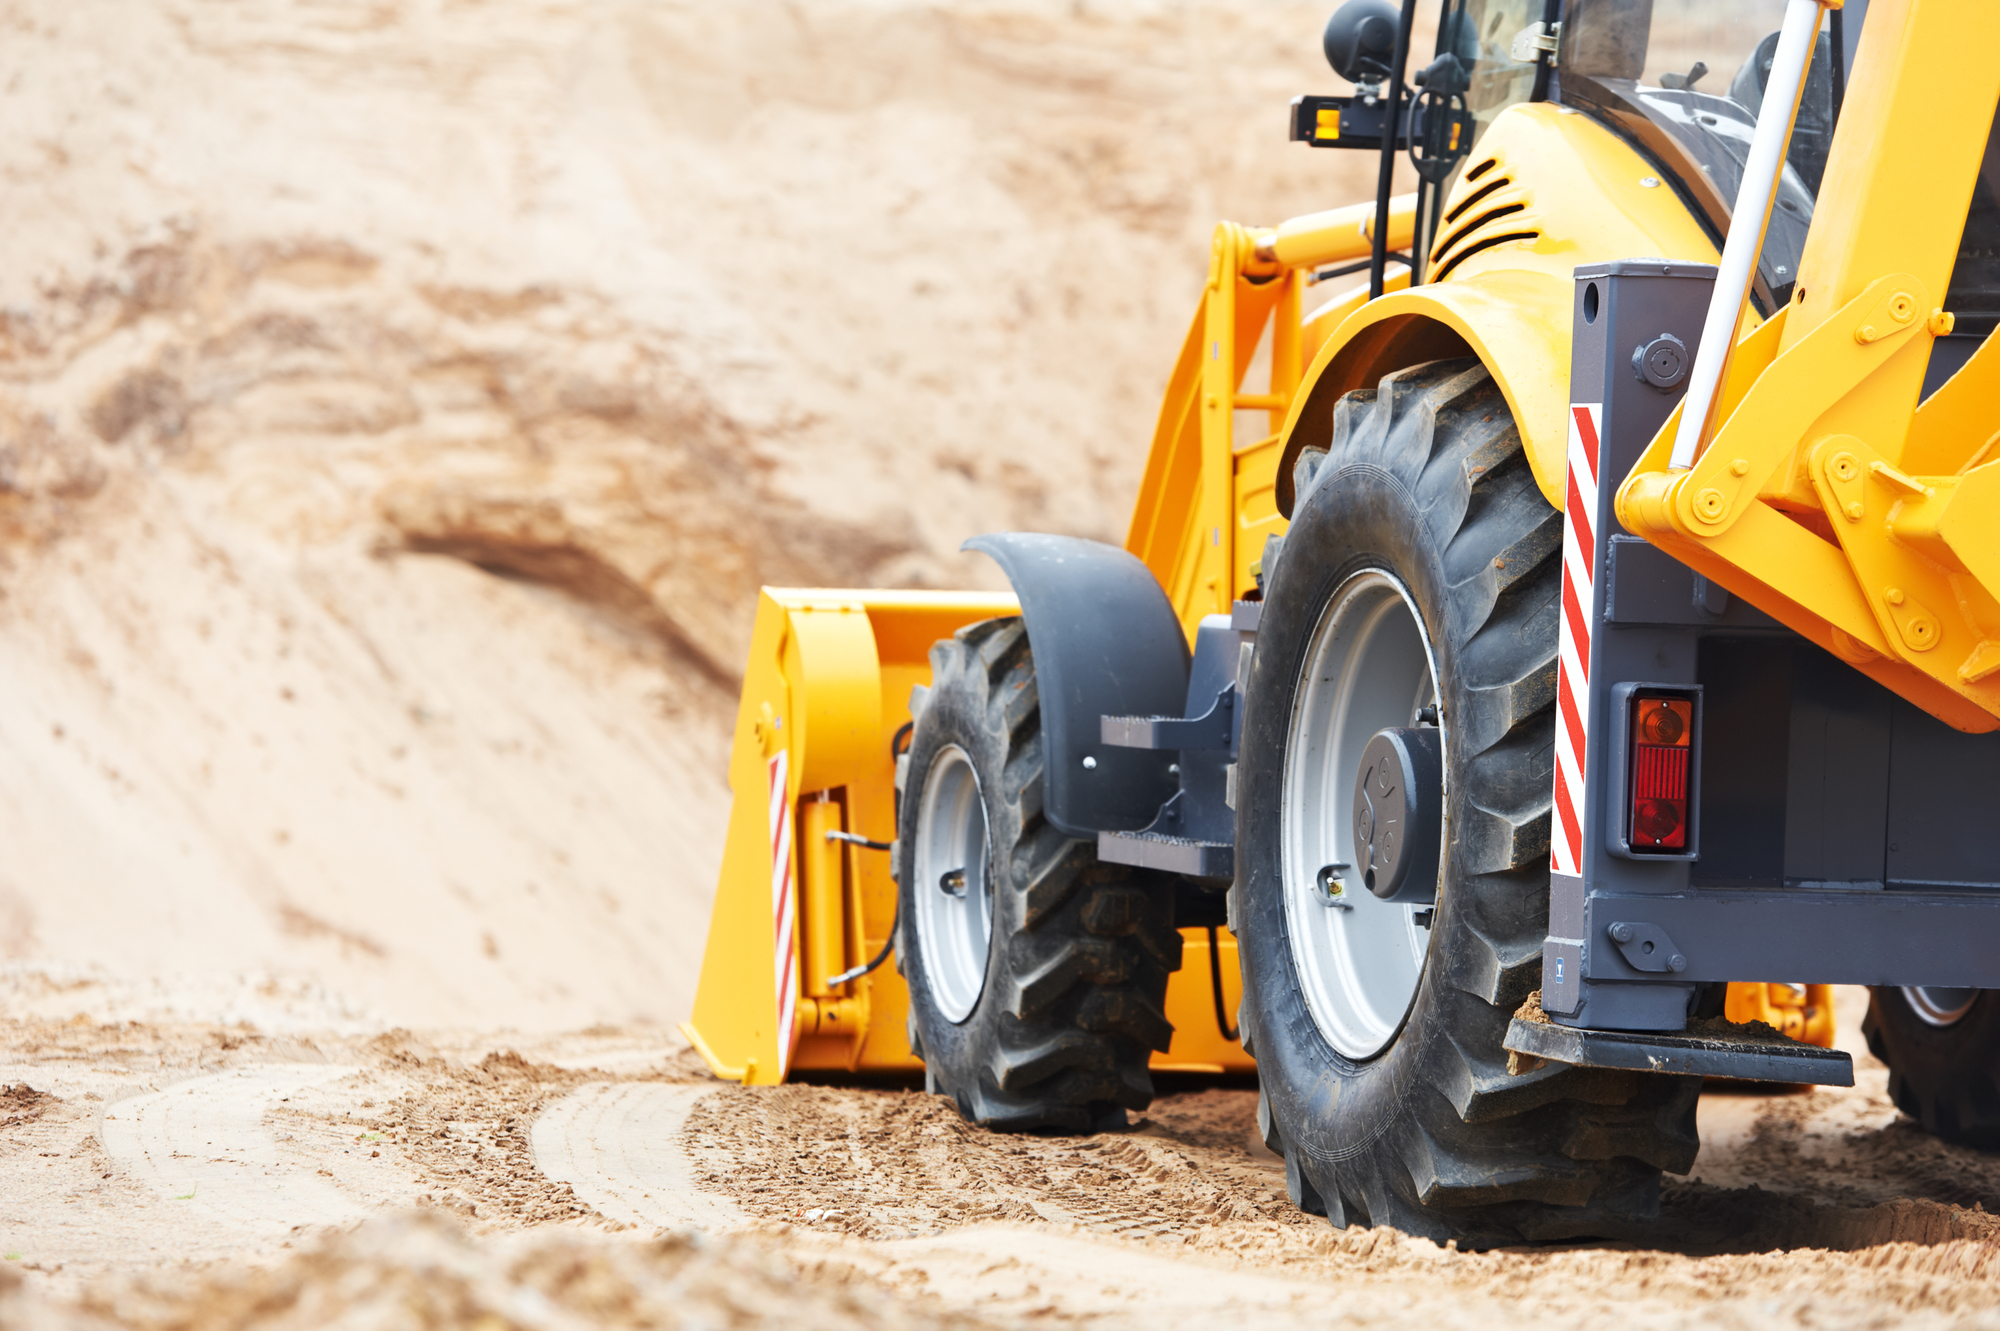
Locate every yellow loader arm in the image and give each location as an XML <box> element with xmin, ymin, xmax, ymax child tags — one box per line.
<box><xmin>1617</xmin><ymin>0</ymin><xmax>2000</xmax><ymax>734</ymax></box>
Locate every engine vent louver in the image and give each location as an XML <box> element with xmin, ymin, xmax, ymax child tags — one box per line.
<box><xmin>1429</xmin><ymin>161</ymin><xmax>1538</xmax><ymax>281</ymax></box>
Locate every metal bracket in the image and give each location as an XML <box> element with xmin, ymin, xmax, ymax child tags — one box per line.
<box><xmin>1102</xmin><ymin>687</ymin><xmax>1234</xmax><ymax>752</ymax></box>
<box><xmin>1608</xmin><ymin>920</ymin><xmax>1687</xmax><ymax>973</ymax></box>
<box><xmin>1508</xmin><ymin>20</ymin><xmax>1560</xmax><ymax>64</ymax></box>
<box><xmin>1097</xmin><ymin>827</ymin><xmax>1232</xmax><ymax>878</ymax></box>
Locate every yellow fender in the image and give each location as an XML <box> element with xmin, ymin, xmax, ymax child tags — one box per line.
<box><xmin>1273</xmin><ymin>102</ymin><xmax>1725</xmax><ymax>518</ymax></box>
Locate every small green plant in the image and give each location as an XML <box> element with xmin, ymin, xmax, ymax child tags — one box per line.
<box><xmin>174</xmin><ymin>1185</ymin><xmax>197</xmax><ymax>1201</ymax></box>
<box><xmin>4</xmin><ymin>1253</ymin><xmax>21</xmax><ymax>1261</ymax></box>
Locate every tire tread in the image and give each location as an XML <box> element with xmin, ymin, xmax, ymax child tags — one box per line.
<box><xmin>899</xmin><ymin>617</ymin><xmax>1178</xmax><ymax>1133</ymax></box>
<box><xmin>1250</xmin><ymin>359</ymin><xmax>1700</xmax><ymax>1245</ymax></box>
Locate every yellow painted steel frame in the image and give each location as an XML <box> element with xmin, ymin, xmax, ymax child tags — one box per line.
<box><xmin>682</xmin><ymin>588</ymin><xmax>1254</xmax><ymax>1084</ymax></box>
<box><xmin>1617</xmin><ymin>0</ymin><xmax>2000</xmax><ymax>734</ymax></box>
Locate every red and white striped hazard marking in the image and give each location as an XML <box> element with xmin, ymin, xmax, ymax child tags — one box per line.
<box><xmin>767</xmin><ymin>748</ymin><xmax>798</xmax><ymax>1075</ymax></box>
<box><xmin>1551</xmin><ymin>402</ymin><xmax>1602</xmax><ymax>879</ymax></box>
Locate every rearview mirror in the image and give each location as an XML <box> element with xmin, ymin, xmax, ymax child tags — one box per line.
<box><xmin>1323</xmin><ymin>0</ymin><xmax>1400</xmax><ymax>86</ymax></box>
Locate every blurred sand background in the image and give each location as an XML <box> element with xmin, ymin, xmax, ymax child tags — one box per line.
<box><xmin>0</xmin><ymin>0</ymin><xmax>1375</xmax><ymax>1032</ymax></box>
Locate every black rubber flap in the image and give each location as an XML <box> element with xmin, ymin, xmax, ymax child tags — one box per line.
<box><xmin>964</xmin><ymin>533</ymin><xmax>1188</xmax><ymax>838</ymax></box>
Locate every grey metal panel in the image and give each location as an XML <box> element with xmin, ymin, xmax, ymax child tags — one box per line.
<box><xmin>1546</xmin><ymin>262</ymin><xmax>2000</xmax><ymax>1033</ymax></box>
<box><xmin>1549</xmin><ymin>871</ymin><xmax>1586</xmax><ymax>938</ymax></box>
<box><xmin>1604</xmin><ymin>537</ymin><xmax>1708</xmax><ymax>627</ymax></box>
<box><xmin>963</xmin><ymin>533</ymin><xmax>1187</xmax><ymax>838</ymax></box>
<box><xmin>1541</xmin><ymin>263</ymin><xmax>1722</xmax><ymax>1025</ymax></box>
<box><xmin>1887</xmin><ymin>696</ymin><xmax>2000</xmax><ymax>888</ymax></box>
<box><xmin>1570</xmin><ymin>978</ymin><xmax>1697</xmax><ymax>1030</ymax></box>
<box><xmin>1604</xmin><ymin>536</ymin><xmax>1782</xmax><ymax>629</ymax></box>
<box><xmin>1542</xmin><ymin>939</ymin><xmax>1584</xmax><ymax>1013</ymax></box>
<box><xmin>1784</xmin><ymin>646</ymin><xmax>1891</xmax><ymax>887</ymax></box>
<box><xmin>1695</xmin><ymin>637</ymin><xmax>1792</xmax><ymax>888</ymax></box>
<box><xmin>1544</xmin><ymin>870</ymin><xmax>1586</xmax><ymax>1015</ymax></box>
<box><xmin>1570</xmin><ymin>262</ymin><xmax>1716</xmax><ymax>899</ymax></box>
<box><xmin>1583</xmin><ymin>888</ymin><xmax>2000</xmax><ymax>988</ymax></box>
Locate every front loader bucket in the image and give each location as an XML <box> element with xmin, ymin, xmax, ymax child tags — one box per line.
<box><xmin>681</xmin><ymin>587</ymin><xmax>1255</xmax><ymax>1085</ymax></box>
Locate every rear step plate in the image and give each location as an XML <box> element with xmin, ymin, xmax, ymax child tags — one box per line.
<box><xmin>1504</xmin><ymin>1014</ymin><xmax>1854</xmax><ymax>1086</ymax></box>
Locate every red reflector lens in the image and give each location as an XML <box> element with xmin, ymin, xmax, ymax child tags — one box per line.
<box><xmin>1629</xmin><ymin>696</ymin><xmax>1693</xmax><ymax>852</ymax></box>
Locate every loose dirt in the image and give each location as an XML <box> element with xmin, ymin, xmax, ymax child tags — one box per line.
<box><xmin>3</xmin><ymin>992</ymin><xmax>2000</xmax><ymax>1327</ymax></box>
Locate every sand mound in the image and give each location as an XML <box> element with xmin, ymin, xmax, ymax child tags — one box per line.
<box><xmin>0</xmin><ymin>0</ymin><xmax>1372</xmax><ymax>1029</ymax></box>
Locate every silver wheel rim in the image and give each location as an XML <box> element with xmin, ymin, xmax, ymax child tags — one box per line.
<box><xmin>913</xmin><ymin>745</ymin><xmax>993</xmax><ymax>1024</ymax></box>
<box><xmin>1903</xmin><ymin>986</ymin><xmax>1978</xmax><ymax>1028</ymax></box>
<box><xmin>1282</xmin><ymin>570</ymin><xmax>1443</xmax><ymax>1060</ymax></box>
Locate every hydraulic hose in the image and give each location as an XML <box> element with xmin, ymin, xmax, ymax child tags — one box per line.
<box><xmin>824</xmin><ymin>825</ymin><xmax>896</xmax><ymax>986</ymax></box>
<box><xmin>1669</xmin><ymin>0</ymin><xmax>1829</xmax><ymax>472</ymax></box>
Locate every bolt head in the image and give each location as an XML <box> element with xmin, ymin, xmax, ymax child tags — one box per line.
<box><xmin>1669</xmin><ymin>954</ymin><xmax>1687</xmax><ymax>973</ymax></box>
<box><xmin>1081</xmin><ymin>755</ymin><xmax>1098</xmax><ymax>770</ymax></box>
<box><xmin>1729</xmin><ymin>458</ymin><xmax>1750</xmax><ymax>477</ymax></box>
<box><xmin>1610</xmin><ymin>922</ymin><xmax>1634</xmax><ymax>943</ymax></box>
<box><xmin>1886</xmin><ymin>587</ymin><xmax>1906</xmax><ymax>606</ymax></box>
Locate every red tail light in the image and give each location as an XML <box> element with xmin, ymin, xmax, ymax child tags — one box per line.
<box><xmin>1628</xmin><ymin>696</ymin><xmax>1692</xmax><ymax>852</ymax></box>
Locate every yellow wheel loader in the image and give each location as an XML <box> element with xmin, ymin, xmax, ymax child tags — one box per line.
<box><xmin>687</xmin><ymin>0</ymin><xmax>2000</xmax><ymax>1242</ymax></box>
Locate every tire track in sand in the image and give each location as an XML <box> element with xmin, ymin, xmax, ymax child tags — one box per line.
<box><xmin>531</xmin><ymin>1082</ymin><xmax>746</xmax><ymax>1231</ymax></box>
<box><xmin>100</xmin><ymin>1064</ymin><xmax>368</xmax><ymax>1231</ymax></box>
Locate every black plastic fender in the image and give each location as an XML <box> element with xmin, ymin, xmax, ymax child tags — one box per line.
<box><xmin>963</xmin><ymin>532</ymin><xmax>1188</xmax><ymax>838</ymax></box>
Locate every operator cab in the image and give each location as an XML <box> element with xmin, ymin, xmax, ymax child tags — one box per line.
<box><xmin>1300</xmin><ymin>0</ymin><xmax>2000</xmax><ymax>395</ymax></box>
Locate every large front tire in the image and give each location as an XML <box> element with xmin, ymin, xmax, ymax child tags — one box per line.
<box><xmin>1236</xmin><ymin>359</ymin><xmax>1701</xmax><ymax>1245</ymax></box>
<box><xmin>895</xmin><ymin>616</ymin><xmax>1182</xmax><ymax>1131</ymax></box>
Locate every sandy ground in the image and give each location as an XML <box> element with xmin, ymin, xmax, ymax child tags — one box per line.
<box><xmin>5</xmin><ymin>1</ymin><xmax>2000</xmax><ymax>1326</ymax></box>
<box><xmin>6</xmin><ymin>988</ymin><xmax>2000</xmax><ymax>1327</ymax></box>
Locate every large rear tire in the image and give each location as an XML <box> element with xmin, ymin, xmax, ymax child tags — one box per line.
<box><xmin>1235</xmin><ymin>359</ymin><xmax>1701</xmax><ymax>1245</ymax></box>
<box><xmin>1863</xmin><ymin>986</ymin><xmax>2000</xmax><ymax>1146</ymax></box>
<box><xmin>894</xmin><ymin>616</ymin><xmax>1182</xmax><ymax>1131</ymax></box>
